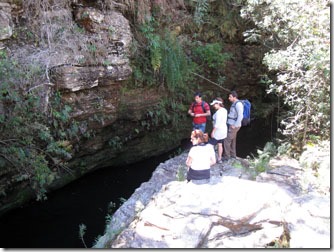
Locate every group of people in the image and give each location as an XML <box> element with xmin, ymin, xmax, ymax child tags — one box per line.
<box><xmin>186</xmin><ymin>91</ymin><xmax>244</xmax><ymax>182</ymax></box>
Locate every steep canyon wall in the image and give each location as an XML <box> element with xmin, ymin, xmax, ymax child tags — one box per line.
<box><xmin>0</xmin><ymin>0</ymin><xmax>269</xmax><ymax>215</ymax></box>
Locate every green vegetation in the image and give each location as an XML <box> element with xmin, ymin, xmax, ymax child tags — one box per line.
<box><xmin>139</xmin><ymin>18</ymin><xmax>194</xmax><ymax>92</ymax></box>
<box><xmin>176</xmin><ymin>165</ymin><xmax>187</xmax><ymax>181</ymax></box>
<box><xmin>78</xmin><ymin>223</ymin><xmax>87</xmax><ymax>248</ymax></box>
<box><xmin>193</xmin><ymin>0</ymin><xmax>209</xmax><ymax>26</ymax></box>
<box><xmin>140</xmin><ymin>18</ymin><xmax>162</xmax><ymax>73</ymax></box>
<box><xmin>0</xmin><ymin>51</ymin><xmax>79</xmax><ymax>200</ymax></box>
<box><xmin>130</xmin><ymin>17</ymin><xmax>197</xmax><ymax>131</ymax></box>
<box><xmin>160</xmin><ymin>32</ymin><xmax>192</xmax><ymax>92</ymax></box>
<box><xmin>248</xmin><ymin>142</ymin><xmax>277</xmax><ymax>174</ymax></box>
<box><xmin>108</xmin><ymin>136</ymin><xmax>123</xmax><ymax>151</ymax></box>
<box><xmin>192</xmin><ymin>42</ymin><xmax>232</xmax><ymax>72</ymax></box>
<box><xmin>241</xmin><ymin>0</ymin><xmax>330</xmax><ymax>154</ymax></box>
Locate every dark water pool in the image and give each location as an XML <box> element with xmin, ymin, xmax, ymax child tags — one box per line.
<box><xmin>0</xmin><ymin>119</ymin><xmax>275</xmax><ymax>248</ymax></box>
<box><xmin>0</xmin><ymin>152</ymin><xmax>173</xmax><ymax>248</ymax></box>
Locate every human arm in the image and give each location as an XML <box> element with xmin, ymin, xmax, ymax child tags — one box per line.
<box><xmin>186</xmin><ymin>147</ymin><xmax>194</xmax><ymax>168</ymax></box>
<box><xmin>210</xmin><ymin>147</ymin><xmax>216</xmax><ymax>166</ymax></box>
<box><xmin>211</xmin><ymin>112</ymin><xmax>216</xmax><ymax>137</ymax></box>
<box><xmin>211</xmin><ymin>127</ymin><xmax>216</xmax><ymax>138</ymax></box>
<box><xmin>210</xmin><ymin>157</ymin><xmax>216</xmax><ymax>166</ymax></box>
<box><xmin>188</xmin><ymin>103</ymin><xmax>195</xmax><ymax>117</ymax></box>
<box><xmin>194</xmin><ymin>110</ymin><xmax>210</xmax><ymax>118</ymax></box>
<box><xmin>188</xmin><ymin>108</ymin><xmax>195</xmax><ymax>117</ymax></box>
<box><xmin>186</xmin><ymin>156</ymin><xmax>192</xmax><ymax>168</ymax></box>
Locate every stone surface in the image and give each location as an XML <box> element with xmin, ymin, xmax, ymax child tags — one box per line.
<box><xmin>0</xmin><ymin>3</ymin><xmax>12</xmax><ymax>40</ymax></box>
<box><xmin>94</xmin><ymin>151</ymin><xmax>330</xmax><ymax>248</ymax></box>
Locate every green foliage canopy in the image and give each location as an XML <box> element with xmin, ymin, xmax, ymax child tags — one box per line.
<box><xmin>241</xmin><ymin>0</ymin><xmax>330</xmax><ymax>150</ymax></box>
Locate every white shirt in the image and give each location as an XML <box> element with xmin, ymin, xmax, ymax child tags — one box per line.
<box><xmin>212</xmin><ymin>107</ymin><xmax>228</xmax><ymax>140</ymax></box>
<box><xmin>188</xmin><ymin>144</ymin><xmax>215</xmax><ymax>170</ymax></box>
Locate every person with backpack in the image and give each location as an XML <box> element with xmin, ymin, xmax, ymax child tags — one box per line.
<box><xmin>210</xmin><ymin>97</ymin><xmax>227</xmax><ymax>164</ymax></box>
<box><xmin>222</xmin><ymin>91</ymin><xmax>243</xmax><ymax>161</ymax></box>
<box><xmin>188</xmin><ymin>92</ymin><xmax>211</xmax><ymax>133</ymax></box>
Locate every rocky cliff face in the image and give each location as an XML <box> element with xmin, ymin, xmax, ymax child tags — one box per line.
<box><xmin>0</xmin><ymin>0</ymin><xmax>270</xmax><ymax>214</ymax></box>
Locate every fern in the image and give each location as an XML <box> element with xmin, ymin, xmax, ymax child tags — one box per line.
<box><xmin>160</xmin><ymin>32</ymin><xmax>190</xmax><ymax>91</ymax></box>
<box><xmin>140</xmin><ymin>18</ymin><xmax>162</xmax><ymax>72</ymax></box>
<box><xmin>150</xmin><ymin>36</ymin><xmax>162</xmax><ymax>72</ymax></box>
<box><xmin>134</xmin><ymin>20</ymin><xmax>196</xmax><ymax>130</ymax></box>
<box><xmin>194</xmin><ymin>0</ymin><xmax>209</xmax><ymax>26</ymax></box>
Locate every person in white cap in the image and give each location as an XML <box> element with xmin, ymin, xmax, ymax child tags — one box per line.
<box><xmin>210</xmin><ymin>97</ymin><xmax>227</xmax><ymax>163</ymax></box>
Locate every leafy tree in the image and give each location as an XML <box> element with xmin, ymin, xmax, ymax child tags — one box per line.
<box><xmin>0</xmin><ymin>51</ymin><xmax>75</xmax><ymax>200</ymax></box>
<box><xmin>241</xmin><ymin>0</ymin><xmax>330</xmax><ymax>151</ymax></box>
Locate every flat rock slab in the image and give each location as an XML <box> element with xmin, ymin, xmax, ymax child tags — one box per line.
<box><xmin>94</xmin><ymin>152</ymin><xmax>330</xmax><ymax>248</ymax></box>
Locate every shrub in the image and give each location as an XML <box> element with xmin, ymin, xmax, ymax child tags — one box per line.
<box><xmin>0</xmin><ymin>51</ymin><xmax>76</xmax><ymax>200</ymax></box>
<box><xmin>193</xmin><ymin>42</ymin><xmax>232</xmax><ymax>70</ymax></box>
<box><xmin>249</xmin><ymin>142</ymin><xmax>277</xmax><ymax>173</ymax></box>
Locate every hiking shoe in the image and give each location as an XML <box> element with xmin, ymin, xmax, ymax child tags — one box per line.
<box><xmin>217</xmin><ymin>159</ymin><xmax>223</xmax><ymax>164</ymax></box>
<box><xmin>221</xmin><ymin>157</ymin><xmax>229</xmax><ymax>162</ymax></box>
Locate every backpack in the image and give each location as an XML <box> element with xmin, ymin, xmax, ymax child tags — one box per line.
<box><xmin>192</xmin><ymin>101</ymin><xmax>211</xmax><ymax>121</ymax></box>
<box><xmin>236</xmin><ymin>99</ymin><xmax>251</xmax><ymax>126</ymax></box>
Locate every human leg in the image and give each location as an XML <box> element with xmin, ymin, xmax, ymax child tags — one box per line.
<box><xmin>217</xmin><ymin>139</ymin><xmax>223</xmax><ymax>162</ymax></box>
<box><xmin>192</xmin><ymin>122</ymin><xmax>198</xmax><ymax>130</ymax></box>
<box><xmin>230</xmin><ymin>127</ymin><xmax>240</xmax><ymax>158</ymax></box>
<box><xmin>223</xmin><ymin>127</ymin><xmax>239</xmax><ymax>159</ymax></box>
<box><xmin>193</xmin><ymin>123</ymin><xmax>206</xmax><ymax>133</ymax></box>
<box><xmin>223</xmin><ymin>130</ymin><xmax>232</xmax><ymax>159</ymax></box>
<box><xmin>198</xmin><ymin>123</ymin><xmax>206</xmax><ymax>133</ymax></box>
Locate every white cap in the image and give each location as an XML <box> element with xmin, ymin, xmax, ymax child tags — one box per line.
<box><xmin>210</xmin><ymin>100</ymin><xmax>222</xmax><ymax>105</ymax></box>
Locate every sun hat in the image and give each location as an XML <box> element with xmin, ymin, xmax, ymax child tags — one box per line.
<box><xmin>210</xmin><ymin>99</ymin><xmax>222</xmax><ymax>105</ymax></box>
